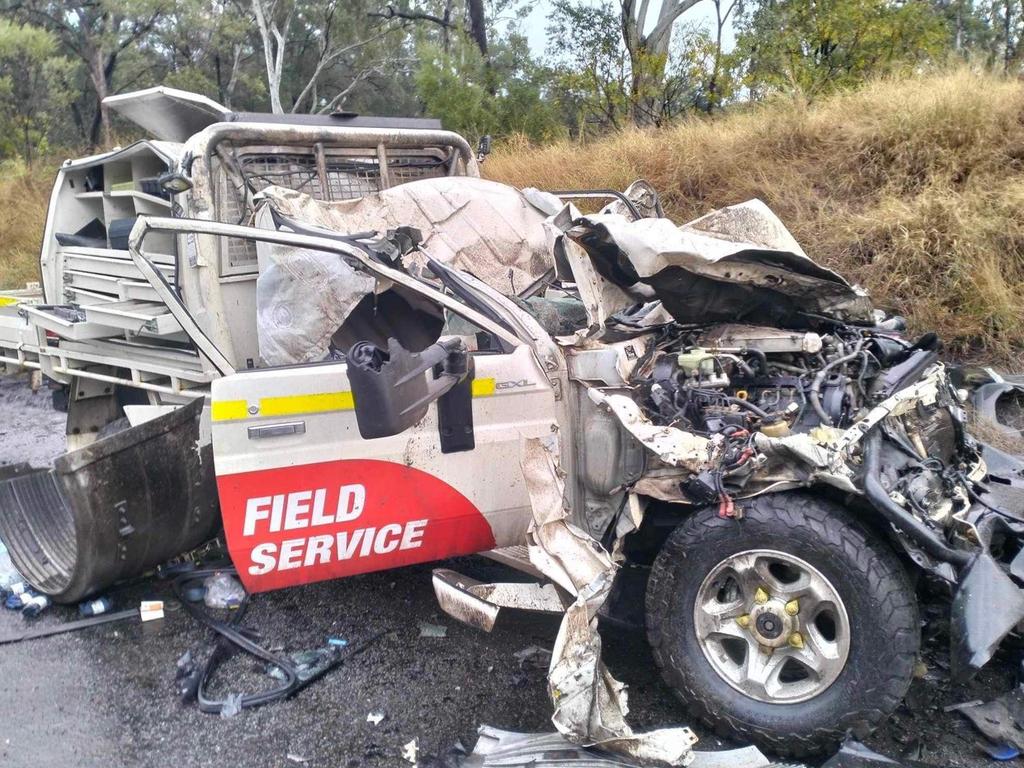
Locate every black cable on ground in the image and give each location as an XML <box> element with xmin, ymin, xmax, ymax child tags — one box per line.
<box><xmin>173</xmin><ymin>566</ymin><xmax>386</xmax><ymax>715</ymax></box>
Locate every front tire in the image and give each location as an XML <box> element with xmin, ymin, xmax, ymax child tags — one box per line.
<box><xmin>645</xmin><ymin>493</ymin><xmax>919</xmax><ymax>758</ymax></box>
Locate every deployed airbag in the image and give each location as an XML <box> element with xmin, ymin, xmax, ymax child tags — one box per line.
<box><xmin>257</xmin><ymin>177</ymin><xmax>552</xmax><ymax>294</ymax></box>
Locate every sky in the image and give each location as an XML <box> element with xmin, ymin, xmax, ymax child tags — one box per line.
<box><xmin>518</xmin><ymin>0</ymin><xmax>736</xmax><ymax>58</ymax></box>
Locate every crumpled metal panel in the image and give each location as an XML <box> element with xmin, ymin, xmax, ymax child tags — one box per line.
<box><xmin>257</xmin><ymin>178</ymin><xmax>553</xmax><ymax>295</ymax></box>
<box><xmin>518</xmin><ymin>437</ymin><xmax>698</xmax><ymax>766</ymax></box>
<box><xmin>561</xmin><ymin>200</ymin><xmax>875</xmax><ymax>326</ymax></box>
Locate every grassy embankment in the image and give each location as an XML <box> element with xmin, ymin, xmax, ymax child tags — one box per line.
<box><xmin>2</xmin><ymin>70</ymin><xmax>1023</xmax><ymax>361</ymax></box>
<box><xmin>486</xmin><ymin>69</ymin><xmax>1024</xmax><ymax>363</ymax></box>
<box><xmin>0</xmin><ymin>157</ymin><xmax>51</xmax><ymax>291</ymax></box>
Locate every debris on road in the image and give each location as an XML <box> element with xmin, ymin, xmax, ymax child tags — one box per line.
<box><xmin>956</xmin><ymin>690</ymin><xmax>1024</xmax><ymax>751</ymax></box>
<box><xmin>512</xmin><ymin>645</ymin><xmax>551</xmax><ymax>670</ymax></box>
<box><xmin>78</xmin><ymin>597</ymin><xmax>112</xmax><ymax>616</ymax></box>
<box><xmin>459</xmin><ymin>726</ymin><xmax>772</xmax><ymax>768</ymax></box>
<box><xmin>418</xmin><ymin>622</ymin><xmax>447</xmax><ymax>638</ymax></box>
<box><xmin>367</xmin><ymin>712</ymin><xmax>385</xmax><ymax>725</ymax></box>
<box><xmin>140</xmin><ymin>600</ymin><xmax>165</xmax><ymax>622</ymax></box>
<box><xmin>203</xmin><ymin>572</ymin><xmax>245</xmax><ymax>609</ymax></box>
<box><xmin>402</xmin><ymin>738</ymin><xmax>418</xmax><ymax>764</ymax></box>
<box><xmin>219</xmin><ymin>692</ymin><xmax>243</xmax><ymax>719</ymax></box>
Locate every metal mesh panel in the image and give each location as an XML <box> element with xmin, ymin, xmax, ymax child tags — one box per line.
<box><xmin>325</xmin><ymin>158</ymin><xmax>381</xmax><ymax>199</ymax></box>
<box><xmin>388</xmin><ymin>154</ymin><xmax>449</xmax><ymax>184</ymax></box>
<box><xmin>214</xmin><ymin>147</ymin><xmax>451</xmax><ymax>273</ymax></box>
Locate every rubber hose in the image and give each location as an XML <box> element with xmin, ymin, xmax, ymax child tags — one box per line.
<box><xmin>862</xmin><ymin>430</ymin><xmax>972</xmax><ymax>567</ymax></box>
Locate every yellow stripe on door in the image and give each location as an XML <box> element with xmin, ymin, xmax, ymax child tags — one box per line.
<box><xmin>260</xmin><ymin>391</ymin><xmax>355</xmax><ymax>417</ymax></box>
<box><xmin>212</xmin><ymin>377</ymin><xmax>496</xmax><ymax>422</ymax></box>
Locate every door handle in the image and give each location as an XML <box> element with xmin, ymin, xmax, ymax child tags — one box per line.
<box><xmin>247</xmin><ymin>421</ymin><xmax>306</xmax><ymax>439</ymax></box>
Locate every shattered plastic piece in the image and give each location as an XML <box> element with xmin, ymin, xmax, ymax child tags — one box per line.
<box><xmin>219</xmin><ymin>692</ymin><xmax>243</xmax><ymax>719</ymax></box>
<box><xmin>367</xmin><ymin>711</ymin><xmax>385</xmax><ymax>725</ymax></box>
<box><xmin>175</xmin><ymin>650</ymin><xmax>195</xmax><ymax>679</ymax></box>
<box><xmin>957</xmin><ymin>689</ymin><xmax>1024</xmax><ymax>751</ymax></box>
<box><xmin>418</xmin><ymin>621</ymin><xmax>447</xmax><ymax>638</ymax></box>
<box><xmin>950</xmin><ymin>554</ymin><xmax>1024</xmax><ymax>680</ymax></box>
<box><xmin>203</xmin><ymin>572</ymin><xmax>246</xmax><ymax>609</ymax></box>
<box><xmin>4</xmin><ymin>586</ymin><xmax>27</xmax><ymax>610</ymax></box>
<box><xmin>402</xmin><ymin>738</ymin><xmax>418</xmax><ymax>764</ymax></box>
<box><xmin>327</xmin><ymin>636</ymin><xmax>349</xmax><ymax>648</ymax></box>
<box><xmin>286</xmin><ymin>754</ymin><xmax>310</xmax><ymax>763</ymax></box>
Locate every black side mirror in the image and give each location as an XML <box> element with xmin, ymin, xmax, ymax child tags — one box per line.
<box><xmin>346</xmin><ymin>337</ymin><xmax>470</xmax><ymax>440</ymax></box>
<box><xmin>476</xmin><ymin>135</ymin><xmax>492</xmax><ymax>163</ymax></box>
<box><xmin>157</xmin><ymin>169</ymin><xmax>193</xmax><ymax>194</ymax></box>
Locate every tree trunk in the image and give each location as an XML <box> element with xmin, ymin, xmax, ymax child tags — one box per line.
<box><xmin>1004</xmin><ymin>0</ymin><xmax>1014</xmax><ymax>72</ymax></box>
<box><xmin>466</xmin><ymin>0</ymin><xmax>488</xmax><ymax>56</ymax></box>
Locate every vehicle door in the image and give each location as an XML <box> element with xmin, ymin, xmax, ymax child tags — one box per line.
<box><xmin>209</xmin><ymin>245</ymin><xmax>557</xmax><ymax>593</ymax></box>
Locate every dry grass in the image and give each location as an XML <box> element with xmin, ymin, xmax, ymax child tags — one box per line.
<box><xmin>3</xmin><ymin>71</ymin><xmax>1024</xmax><ymax>361</ymax></box>
<box><xmin>0</xmin><ymin>157</ymin><xmax>53</xmax><ymax>290</ymax></box>
<box><xmin>485</xmin><ymin>68</ymin><xmax>1024</xmax><ymax>363</ymax></box>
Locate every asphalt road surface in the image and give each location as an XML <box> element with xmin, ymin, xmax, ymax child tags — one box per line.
<box><xmin>0</xmin><ymin>373</ymin><xmax>1015</xmax><ymax>768</ymax></box>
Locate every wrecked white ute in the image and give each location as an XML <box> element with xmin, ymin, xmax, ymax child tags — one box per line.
<box><xmin>3</xmin><ymin>129</ymin><xmax>1024</xmax><ymax>764</ymax></box>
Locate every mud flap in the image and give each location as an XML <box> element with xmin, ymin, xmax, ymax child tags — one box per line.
<box><xmin>950</xmin><ymin>553</ymin><xmax>1024</xmax><ymax>681</ymax></box>
<box><xmin>0</xmin><ymin>398</ymin><xmax>221</xmax><ymax>603</ymax></box>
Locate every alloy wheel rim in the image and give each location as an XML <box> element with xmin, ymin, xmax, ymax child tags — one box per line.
<box><xmin>692</xmin><ymin>548</ymin><xmax>851</xmax><ymax>704</ymax></box>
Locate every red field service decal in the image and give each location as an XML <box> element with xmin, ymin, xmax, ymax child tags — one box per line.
<box><xmin>218</xmin><ymin>459</ymin><xmax>496</xmax><ymax>592</ymax></box>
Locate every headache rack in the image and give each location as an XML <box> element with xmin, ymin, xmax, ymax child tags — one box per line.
<box><xmin>0</xmin><ymin>121</ymin><xmax>477</xmax><ymax>399</ymax></box>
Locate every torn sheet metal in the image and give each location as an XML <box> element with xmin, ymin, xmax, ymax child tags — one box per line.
<box><xmin>257</xmin><ymin>177</ymin><xmax>552</xmax><ymax>295</ymax></box>
<box><xmin>463</xmin><ymin>725</ymin><xmax>773</xmax><ymax>768</ymax></box>
<box><xmin>586</xmin><ymin>389</ymin><xmax>716</xmax><ymax>474</ymax></box>
<box><xmin>956</xmin><ymin>688</ymin><xmax>1024</xmax><ymax>751</ymax></box>
<box><xmin>432</xmin><ymin>568</ymin><xmax>565</xmax><ymax>632</ymax></box>
<box><xmin>819</xmin><ymin>740</ymin><xmax>916</xmax><ymax>767</ymax></box>
<box><xmin>560</xmin><ymin>200</ymin><xmax>874</xmax><ymax>326</ymax></box>
<box><xmin>519</xmin><ymin>437</ymin><xmax>698</xmax><ymax>767</ymax></box>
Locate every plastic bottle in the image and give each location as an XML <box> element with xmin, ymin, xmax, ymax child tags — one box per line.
<box><xmin>21</xmin><ymin>593</ymin><xmax>50</xmax><ymax>618</ymax></box>
<box><xmin>79</xmin><ymin>597</ymin><xmax>112</xmax><ymax>616</ymax></box>
<box><xmin>0</xmin><ymin>540</ymin><xmax>20</xmax><ymax>592</ymax></box>
<box><xmin>3</xmin><ymin>582</ymin><xmax>27</xmax><ymax>610</ymax></box>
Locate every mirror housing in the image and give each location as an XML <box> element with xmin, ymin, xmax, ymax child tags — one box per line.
<box><xmin>346</xmin><ymin>337</ymin><xmax>471</xmax><ymax>440</ymax></box>
<box><xmin>157</xmin><ymin>169</ymin><xmax>194</xmax><ymax>194</ymax></box>
<box><xmin>476</xmin><ymin>134</ymin><xmax>492</xmax><ymax>163</ymax></box>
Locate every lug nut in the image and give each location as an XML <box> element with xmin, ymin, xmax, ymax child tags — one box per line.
<box><xmin>785</xmin><ymin>599</ymin><xmax>799</xmax><ymax>616</ymax></box>
<box><xmin>754</xmin><ymin>587</ymin><xmax>769</xmax><ymax>604</ymax></box>
<box><xmin>788</xmin><ymin>632</ymin><xmax>804</xmax><ymax>649</ymax></box>
<box><xmin>737</xmin><ymin>614</ymin><xmax>751</xmax><ymax>628</ymax></box>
